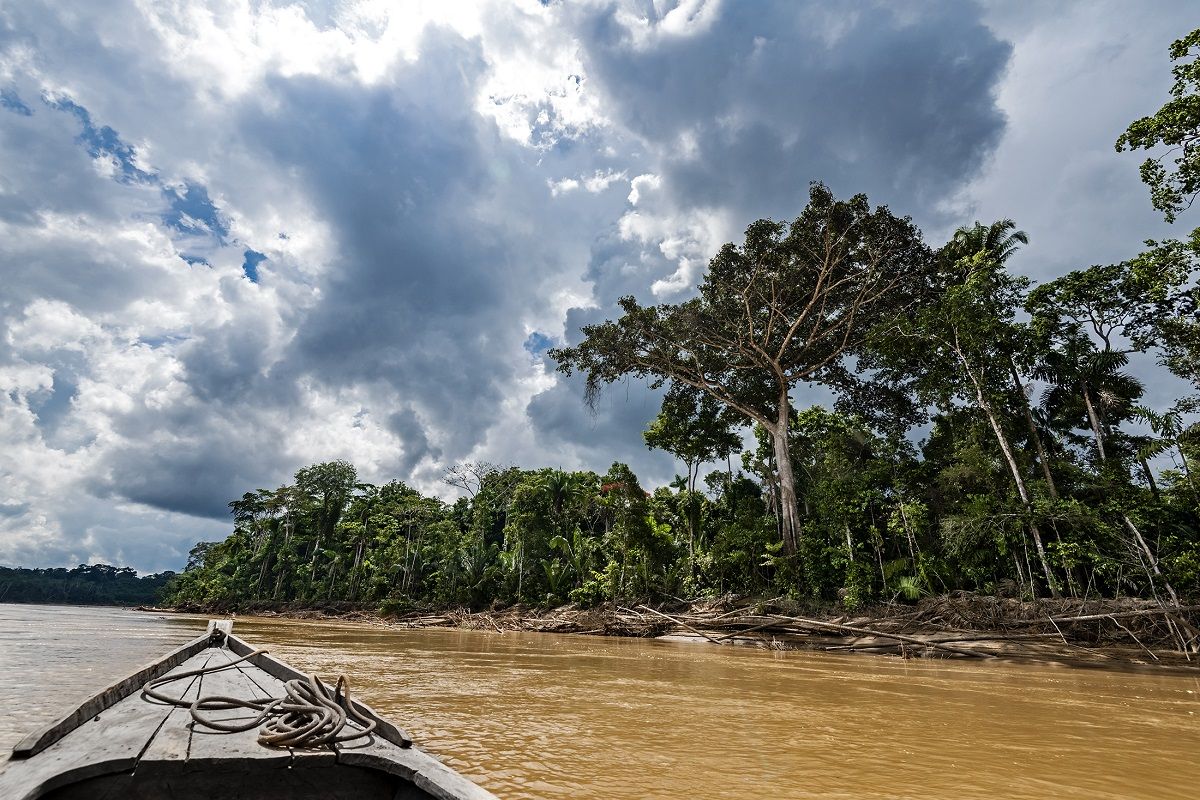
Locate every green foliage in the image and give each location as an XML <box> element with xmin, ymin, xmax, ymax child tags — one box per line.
<box><xmin>1116</xmin><ymin>28</ymin><xmax>1200</xmax><ymax>223</ymax></box>
<box><xmin>551</xmin><ymin>183</ymin><xmax>935</xmax><ymax>556</ymax></box>
<box><xmin>840</xmin><ymin>561</ymin><xmax>875</xmax><ymax>612</ymax></box>
<box><xmin>0</xmin><ymin>564</ymin><xmax>176</xmax><ymax>606</ymax></box>
<box><xmin>644</xmin><ymin>385</ymin><xmax>742</xmax><ymax>490</ymax></box>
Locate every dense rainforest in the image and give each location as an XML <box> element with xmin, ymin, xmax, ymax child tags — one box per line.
<box><xmin>0</xmin><ymin>564</ymin><xmax>177</xmax><ymax>606</ymax></box>
<box><xmin>165</xmin><ymin>28</ymin><xmax>1200</xmax><ymax>614</ymax></box>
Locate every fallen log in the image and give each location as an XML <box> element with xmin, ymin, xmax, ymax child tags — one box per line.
<box><xmin>712</xmin><ymin>619</ymin><xmax>789</xmax><ymax>641</ymax></box>
<box><xmin>1049</xmin><ymin>605</ymin><xmax>1200</xmax><ymax>623</ymax></box>
<box><xmin>753</xmin><ymin>614</ymin><xmax>996</xmax><ymax>658</ymax></box>
<box><xmin>663</xmin><ymin>611</ymin><xmax>996</xmax><ymax>657</ymax></box>
<box><xmin>634</xmin><ymin>605</ymin><xmax>727</xmax><ymax>645</ymax></box>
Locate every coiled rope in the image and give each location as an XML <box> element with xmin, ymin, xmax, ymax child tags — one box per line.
<box><xmin>142</xmin><ymin>649</ymin><xmax>377</xmax><ymax>749</ymax></box>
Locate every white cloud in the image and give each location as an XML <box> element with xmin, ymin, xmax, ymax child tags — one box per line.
<box><xmin>550</xmin><ymin>169</ymin><xmax>626</xmax><ymax>196</ymax></box>
<box><xmin>612</xmin><ymin>0</ymin><xmax>725</xmax><ymax>50</ymax></box>
<box><xmin>582</xmin><ymin>169</ymin><xmax>626</xmax><ymax>192</ymax></box>
<box><xmin>549</xmin><ymin>177</ymin><xmax>580</xmax><ymax>196</ymax></box>
<box><xmin>627</xmin><ymin>173</ymin><xmax>660</xmax><ymax>206</ymax></box>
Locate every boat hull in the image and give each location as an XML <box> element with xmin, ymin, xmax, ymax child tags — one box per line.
<box><xmin>41</xmin><ymin>761</ymin><xmax>413</xmax><ymax>800</ymax></box>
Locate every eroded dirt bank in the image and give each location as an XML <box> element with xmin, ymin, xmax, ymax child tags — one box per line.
<box><xmin>151</xmin><ymin>593</ymin><xmax>1200</xmax><ymax>672</ymax></box>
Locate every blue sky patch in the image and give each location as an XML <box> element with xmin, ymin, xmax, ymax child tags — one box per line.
<box><xmin>138</xmin><ymin>334</ymin><xmax>189</xmax><ymax>349</ymax></box>
<box><xmin>46</xmin><ymin>96</ymin><xmax>235</xmax><ymax>257</ymax></box>
<box><xmin>30</xmin><ymin>371</ymin><xmax>77</xmax><ymax>437</ymax></box>
<box><xmin>162</xmin><ymin>182</ymin><xmax>229</xmax><ymax>241</ymax></box>
<box><xmin>242</xmin><ymin>249</ymin><xmax>267</xmax><ymax>283</ymax></box>
<box><xmin>0</xmin><ymin>88</ymin><xmax>32</xmax><ymax>116</ymax></box>
<box><xmin>47</xmin><ymin>95</ymin><xmax>152</xmax><ymax>183</ymax></box>
<box><xmin>523</xmin><ymin>331</ymin><xmax>554</xmax><ymax>355</ymax></box>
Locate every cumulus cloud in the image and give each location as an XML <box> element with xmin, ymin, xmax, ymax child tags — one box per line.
<box><xmin>0</xmin><ymin>0</ymin><xmax>1190</xmax><ymax>571</ymax></box>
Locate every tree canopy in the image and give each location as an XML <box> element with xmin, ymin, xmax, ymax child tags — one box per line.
<box><xmin>551</xmin><ymin>183</ymin><xmax>934</xmax><ymax>558</ymax></box>
<box><xmin>1117</xmin><ymin>28</ymin><xmax>1200</xmax><ymax>223</ymax></box>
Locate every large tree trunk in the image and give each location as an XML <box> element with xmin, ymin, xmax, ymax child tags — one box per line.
<box><xmin>685</xmin><ymin>459</ymin><xmax>699</xmax><ymax>580</ymax></box>
<box><xmin>895</xmin><ymin>493</ymin><xmax>919</xmax><ymax>564</ymax></box>
<box><xmin>255</xmin><ymin>545</ymin><xmax>272</xmax><ymax>598</ymax></box>
<box><xmin>1082</xmin><ymin>384</ymin><xmax>1108</xmax><ymax>464</ymax></box>
<box><xmin>1123</xmin><ymin>516</ymin><xmax>1181</xmax><ymax>607</ymax></box>
<box><xmin>1139</xmin><ymin>457</ymin><xmax>1161</xmax><ymax>500</ymax></box>
<box><xmin>1010</xmin><ymin>357</ymin><xmax>1059</xmax><ymax>500</ymax></box>
<box><xmin>769</xmin><ymin>402</ymin><xmax>803</xmax><ymax>555</ymax></box>
<box><xmin>1173</xmin><ymin>441</ymin><xmax>1198</xmax><ymax>501</ymax></box>
<box><xmin>961</xmin><ymin>354</ymin><xmax>1060</xmax><ymax>597</ymax></box>
<box><xmin>1012</xmin><ymin>547</ymin><xmax>1028</xmax><ymax>598</ymax></box>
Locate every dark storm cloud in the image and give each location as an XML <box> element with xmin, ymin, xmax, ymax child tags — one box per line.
<box><xmin>580</xmin><ymin>0</ymin><xmax>1011</xmax><ymax>220</ymax></box>
<box><xmin>528</xmin><ymin>369</ymin><xmax>679</xmax><ymax>482</ymax></box>
<box><xmin>89</xmin><ymin>440</ymin><xmax>259</xmax><ymax>520</ymax></box>
<box><xmin>527</xmin><ymin>225</ymin><xmax>681</xmax><ymax>466</ymax></box>
<box><xmin>387</xmin><ymin>407</ymin><xmax>442</xmax><ymax>475</ymax></box>
<box><xmin>234</xmin><ymin>29</ymin><xmax>565</xmax><ymax>458</ymax></box>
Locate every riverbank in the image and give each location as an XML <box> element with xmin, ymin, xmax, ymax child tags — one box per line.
<box><xmin>147</xmin><ymin>593</ymin><xmax>1200</xmax><ymax>672</ymax></box>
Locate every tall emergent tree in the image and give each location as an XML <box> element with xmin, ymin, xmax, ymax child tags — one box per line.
<box><xmin>550</xmin><ymin>183</ymin><xmax>932</xmax><ymax>556</ymax></box>
<box><xmin>1116</xmin><ymin>25</ymin><xmax>1200</xmax><ymax>408</ymax></box>
<box><xmin>1116</xmin><ymin>24</ymin><xmax>1200</xmax><ymax>508</ymax></box>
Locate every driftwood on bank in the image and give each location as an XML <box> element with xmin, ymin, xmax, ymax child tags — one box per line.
<box><xmin>161</xmin><ymin>593</ymin><xmax>1200</xmax><ymax>670</ymax></box>
<box><xmin>1048</xmin><ymin>605</ymin><xmax>1200</xmax><ymax>623</ymax></box>
<box><xmin>393</xmin><ymin>594</ymin><xmax>1200</xmax><ymax>667</ymax></box>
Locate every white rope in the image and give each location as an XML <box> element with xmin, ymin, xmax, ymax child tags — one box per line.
<box><xmin>142</xmin><ymin>649</ymin><xmax>377</xmax><ymax>748</ymax></box>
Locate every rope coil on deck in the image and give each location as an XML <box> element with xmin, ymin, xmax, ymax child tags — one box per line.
<box><xmin>142</xmin><ymin>649</ymin><xmax>378</xmax><ymax>749</ymax></box>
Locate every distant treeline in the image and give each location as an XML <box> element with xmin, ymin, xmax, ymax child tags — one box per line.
<box><xmin>0</xmin><ymin>564</ymin><xmax>176</xmax><ymax>606</ymax></box>
<box><xmin>171</xmin><ymin>27</ymin><xmax>1200</xmax><ymax>613</ymax></box>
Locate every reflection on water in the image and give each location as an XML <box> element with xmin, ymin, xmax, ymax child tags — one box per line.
<box><xmin>1</xmin><ymin>604</ymin><xmax>1198</xmax><ymax>799</ymax></box>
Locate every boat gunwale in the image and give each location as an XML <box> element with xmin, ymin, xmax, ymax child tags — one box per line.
<box><xmin>10</xmin><ymin>625</ymin><xmax>220</xmax><ymax>759</ymax></box>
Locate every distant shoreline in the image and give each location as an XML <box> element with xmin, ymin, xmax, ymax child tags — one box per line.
<box><xmin>140</xmin><ymin>594</ymin><xmax>1200</xmax><ymax>674</ymax></box>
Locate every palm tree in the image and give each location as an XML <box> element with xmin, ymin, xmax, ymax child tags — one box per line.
<box><xmin>345</xmin><ymin>483</ymin><xmax>379</xmax><ymax>600</ymax></box>
<box><xmin>945</xmin><ymin>219</ymin><xmax>1029</xmax><ymax>267</ymax></box>
<box><xmin>1037</xmin><ymin>335</ymin><xmax>1145</xmax><ymax>467</ymax></box>
<box><xmin>947</xmin><ymin>221</ymin><xmax>1061</xmax><ymax>489</ymax></box>
<box><xmin>1038</xmin><ymin>335</ymin><xmax>1179</xmax><ymax>604</ymax></box>
<box><xmin>1136</xmin><ymin>403</ymin><xmax>1200</xmax><ymax>501</ymax></box>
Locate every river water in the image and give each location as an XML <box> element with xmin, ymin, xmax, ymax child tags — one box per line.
<box><xmin>1</xmin><ymin>604</ymin><xmax>1197</xmax><ymax>799</ymax></box>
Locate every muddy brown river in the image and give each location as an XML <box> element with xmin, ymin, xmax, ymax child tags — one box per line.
<box><xmin>1</xmin><ymin>604</ymin><xmax>1197</xmax><ymax>798</ymax></box>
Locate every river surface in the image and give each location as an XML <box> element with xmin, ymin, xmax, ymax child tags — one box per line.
<box><xmin>1</xmin><ymin>604</ymin><xmax>1198</xmax><ymax>799</ymax></box>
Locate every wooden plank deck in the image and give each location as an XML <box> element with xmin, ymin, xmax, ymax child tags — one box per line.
<box><xmin>185</xmin><ymin>648</ymin><xmax>292</xmax><ymax>769</ymax></box>
<box><xmin>0</xmin><ymin>629</ymin><xmax>498</xmax><ymax>800</ymax></box>
<box><xmin>0</xmin><ymin>647</ymin><xmax>219</xmax><ymax>798</ymax></box>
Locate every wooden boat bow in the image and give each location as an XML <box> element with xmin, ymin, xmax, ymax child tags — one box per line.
<box><xmin>0</xmin><ymin>620</ymin><xmax>498</xmax><ymax>800</ymax></box>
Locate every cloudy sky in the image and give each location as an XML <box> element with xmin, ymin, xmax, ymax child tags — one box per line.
<box><xmin>0</xmin><ymin>0</ymin><xmax>1192</xmax><ymax>572</ymax></box>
